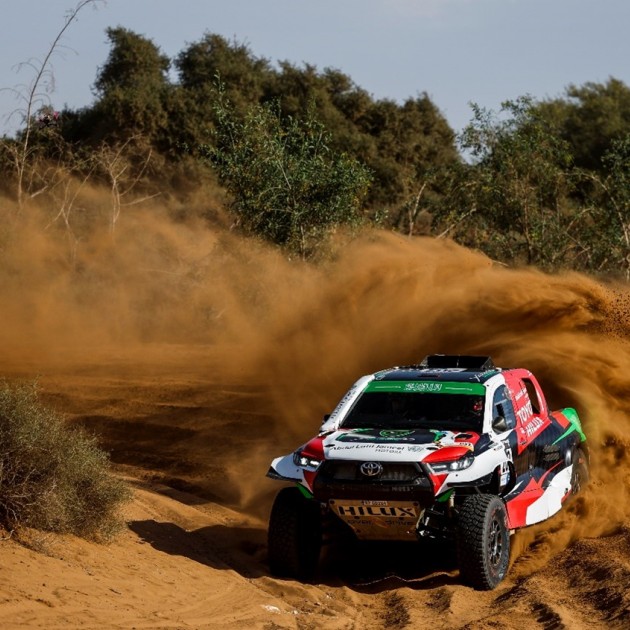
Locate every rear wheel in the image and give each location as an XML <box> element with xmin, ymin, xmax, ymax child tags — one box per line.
<box><xmin>457</xmin><ymin>494</ymin><xmax>510</xmax><ymax>590</ymax></box>
<box><xmin>267</xmin><ymin>487</ymin><xmax>322</xmax><ymax>580</ymax></box>
<box><xmin>570</xmin><ymin>448</ymin><xmax>589</xmax><ymax>495</ymax></box>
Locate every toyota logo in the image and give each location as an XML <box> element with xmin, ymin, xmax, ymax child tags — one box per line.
<box><xmin>360</xmin><ymin>461</ymin><xmax>383</xmax><ymax>477</ymax></box>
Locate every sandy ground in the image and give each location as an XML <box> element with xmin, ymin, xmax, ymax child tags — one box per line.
<box><xmin>0</xmin><ymin>346</ymin><xmax>627</xmax><ymax>630</ymax></box>
<box><xmin>0</xmin><ymin>202</ymin><xmax>628</xmax><ymax>628</ymax></box>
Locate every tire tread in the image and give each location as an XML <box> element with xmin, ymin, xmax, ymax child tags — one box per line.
<box><xmin>457</xmin><ymin>494</ymin><xmax>509</xmax><ymax>590</ymax></box>
<box><xmin>268</xmin><ymin>487</ymin><xmax>321</xmax><ymax>579</ymax></box>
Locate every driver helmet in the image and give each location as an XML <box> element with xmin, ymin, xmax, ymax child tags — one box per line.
<box><xmin>472</xmin><ymin>397</ymin><xmax>484</xmax><ymax>415</ymax></box>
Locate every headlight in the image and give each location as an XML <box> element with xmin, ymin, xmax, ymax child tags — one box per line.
<box><xmin>293</xmin><ymin>450</ymin><xmax>322</xmax><ymax>469</ymax></box>
<box><xmin>428</xmin><ymin>454</ymin><xmax>474</xmax><ymax>473</ymax></box>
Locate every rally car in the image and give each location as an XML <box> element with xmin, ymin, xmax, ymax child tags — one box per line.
<box><xmin>266</xmin><ymin>355</ymin><xmax>588</xmax><ymax>589</ymax></box>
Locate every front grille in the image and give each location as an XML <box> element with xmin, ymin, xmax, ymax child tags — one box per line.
<box><xmin>319</xmin><ymin>460</ymin><xmax>425</xmax><ymax>483</ymax></box>
<box><xmin>313</xmin><ymin>460</ymin><xmax>433</xmax><ymax>502</ymax></box>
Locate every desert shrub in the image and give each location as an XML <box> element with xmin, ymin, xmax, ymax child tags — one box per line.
<box><xmin>0</xmin><ymin>381</ymin><xmax>130</xmax><ymax>540</ymax></box>
<box><xmin>208</xmin><ymin>89</ymin><xmax>372</xmax><ymax>258</ymax></box>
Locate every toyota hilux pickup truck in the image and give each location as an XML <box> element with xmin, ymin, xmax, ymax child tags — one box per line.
<box><xmin>266</xmin><ymin>355</ymin><xmax>588</xmax><ymax>589</ymax></box>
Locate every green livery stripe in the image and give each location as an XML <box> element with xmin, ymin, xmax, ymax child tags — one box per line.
<box><xmin>436</xmin><ymin>489</ymin><xmax>454</xmax><ymax>503</ymax></box>
<box><xmin>552</xmin><ymin>407</ymin><xmax>587</xmax><ymax>445</ymax></box>
<box><xmin>551</xmin><ymin>424</ymin><xmax>577</xmax><ymax>445</ymax></box>
<box><xmin>296</xmin><ymin>484</ymin><xmax>313</xmax><ymax>499</ymax></box>
<box><xmin>365</xmin><ymin>380</ymin><xmax>485</xmax><ymax>395</ymax></box>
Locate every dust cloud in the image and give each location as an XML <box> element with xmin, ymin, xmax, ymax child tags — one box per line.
<box><xmin>0</xmin><ymin>191</ymin><xmax>628</xmax><ymax>570</ymax></box>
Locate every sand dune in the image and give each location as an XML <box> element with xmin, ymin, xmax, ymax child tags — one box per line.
<box><xmin>0</xmin><ymin>199</ymin><xmax>628</xmax><ymax>627</ymax></box>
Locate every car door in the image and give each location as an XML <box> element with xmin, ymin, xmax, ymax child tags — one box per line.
<box><xmin>490</xmin><ymin>384</ymin><xmax>519</xmax><ymax>490</ymax></box>
<box><xmin>502</xmin><ymin>373</ymin><xmax>548</xmax><ymax>482</ymax></box>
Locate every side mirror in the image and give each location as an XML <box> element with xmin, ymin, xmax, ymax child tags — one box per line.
<box><xmin>323</xmin><ymin>413</ymin><xmax>331</xmax><ymax>423</ymax></box>
<box><xmin>493</xmin><ymin>415</ymin><xmax>508</xmax><ymax>433</ymax></box>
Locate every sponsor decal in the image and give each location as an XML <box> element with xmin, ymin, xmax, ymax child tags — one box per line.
<box><xmin>379</xmin><ymin>429</ymin><xmax>415</xmax><ymax>439</ymax></box>
<box><xmin>374</xmin><ymin>444</ymin><xmax>406</xmax><ymax>453</ymax></box>
<box><xmin>499</xmin><ymin>460</ymin><xmax>511</xmax><ymax>487</ymax></box>
<box><xmin>431</xmin><ymin>430</ymin><xmax>448</xmax><ymax>442</ymax></box>
<box><xmin>327</xmin><ymin>443</ymin><xmax>359</xmax><ymax>451</ymax></box>
<box><xmin>328</xmin><ymin>382</ymin><xmax>361</xmax><ymax>422</ymax></box>
<box><xmin>337</xmin><ymin>429</ymin><xmax>424</xmax><ymax>443</ymax></box>
<box><xmin>404</xmin><ymin>382</ymin><xmax>443</xmax><ymax>393</ymax></box>
<box><xmin>523</xmin><ymin>414</ymin><xmax>543</xmax><ymax>437</ymax></box>
<box><xmin>407</xmin><ymin>444</ymin><xmax>431</xmax><ymax>453</ymax></box>
<box><xmin>364</xmin><ymin>381</ymin><xmax>485</xmax><ymax>395</ymax></box>
<box><xmin>331</xmin><ymin>502</ymin><xmax>418</xmax><ymax>518</ymax></box>
<box><xmin>452</xmin><ymin>441</ymin><xmax>474</xmax><ymax>451</ymax></box>
<box><xmin>515</xmin><ymin>399</ymin><xmax>534</xmax><ymax>425</ymax></box>
<box><xmin>333</xmin><ymin>429</ymin><xmax>477</xmax><ymax>449</ymax></box>
<box><xmin>429</xmin><ymin>430</ymin><xmax>475</xmax><ymax>451</ymax></box>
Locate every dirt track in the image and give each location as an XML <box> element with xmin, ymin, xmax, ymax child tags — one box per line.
<box><xmin>0</xmin><ymin>347</ymin><xmax>628</xmax><ymax>629</ymax></box>
<box><xmin>0</xmin><ymin>203</ymin><xmax>628</xmax><ymax>627</ymax></box>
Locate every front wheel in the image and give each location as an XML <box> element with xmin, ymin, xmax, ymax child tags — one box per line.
<box><xmin>267</xmin><ymin>487</ymin><xmax>322</xmax><ymax>580</ymax></box>
<box><xmin>457</xmin><ymin>495</ymin><xmax>510</xmax><ymax>590</ymax></box>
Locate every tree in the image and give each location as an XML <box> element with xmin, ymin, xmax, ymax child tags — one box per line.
<box><xmin>176</xmin><ymin>33</ymin><xmax>272</xmax><ymax>107</ymax></box>
<box><xmin>263</xmin><ymin>62</ymin><xmax>368</xmax><ymax>159</ymax></box>
<box><xmin>264</xmin><ymin>63</ymin><xmax>458</xmax><ymax>214</ymax></box>
<box><xmin>360</xmin><ymin>94</ymin><xmax>458</xmax><ymax>215</ymax></box>
<box><xmin>88</xmin><ymin>27</ymin><xmax>170</xmax><ymax>143</ymax></box>
<box><xmin>441</xmin><ymin>98</ymin><xmax>587</xmax><ymax>269</ymax></box>
<box><xmin>589</xmin><ymin>136</ymin><xmax>630</xmax><ymax>277</ymax></box>
<box><xmin>536</xmin><ymin>78</ymin><xmax>630</xmax><ymax>172</ymax></box>
<box><xmin>0</xmin><ymin>0</ymin><xmax>102</xmax><ymax>210</ymax></box>
<box><xmin>164</xmin><ymin>34</ymin><xmax>274</xmax><ymax>158</ymax></box>
<box><xmin>206</xmin><ymin>89</ymin><xmax>372</xmax><ymax>257</ymax></box>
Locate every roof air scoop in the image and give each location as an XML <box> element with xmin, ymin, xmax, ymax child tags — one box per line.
<box><xmin>420</xmin><ymin>355</ymin><xmax>495</xmax><ymax>371</ymax></box>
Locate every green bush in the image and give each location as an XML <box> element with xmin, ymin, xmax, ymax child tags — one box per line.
<box><xmin>0</xmin><ymin>381</ymin><xmax>130</xmax><ymax>540</ymax></box>
<box><xmin>207</xmin><ymin>89</ymin><xmax>372</xmax><ymax>258</ymax></box>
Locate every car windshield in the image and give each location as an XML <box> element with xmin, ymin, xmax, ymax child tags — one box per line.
<box><xmin>341</xmin><ymin>391</ymin><xmax>485</xmax><ymax>433</ymax></box>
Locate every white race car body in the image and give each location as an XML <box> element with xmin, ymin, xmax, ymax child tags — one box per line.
<box><xmin>268</xmin><ymin>356</ymin><xmax>587</xmax><ymax>541</ymax></box>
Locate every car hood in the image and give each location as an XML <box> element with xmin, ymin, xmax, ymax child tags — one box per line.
<box><xmin>321</xmin><ymin>427</ymin><xmax>481</xmax><ymax>462</ymax></box>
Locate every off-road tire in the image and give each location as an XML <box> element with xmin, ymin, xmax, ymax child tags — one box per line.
<box><xmin>268</xmin><ymin>487</ymin><xmax>322</xmax><ymax>580</ymax></box>
<box><xmin>570</xmin><ymin>447</ymin><xmax>589</xmax><ymax>495</ymax></box>
<box><xmin>457</xmin><ymin>494</ymin><xmax>510</xmax><ymax>590</ymax></box>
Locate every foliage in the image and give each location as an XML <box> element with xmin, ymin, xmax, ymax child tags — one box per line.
<box><xmin>440</xmin><ymin>97</ymin><xmax>588</xmax><ymax>268</ymax></box>
<box><xmin>176</xmin><ymin>33</ymin><xmax>272</xmax><ymax>107</ymax></box>
<box><xmin>262</xmin><ymin>63</ymin><xmax>459</xmax><ymax>210</ymax></box>
<box><xmin>0</xmin><ymin>381</ymin><xmax>130</xmax><ymax>540</ymax></box>
<box><xmin>160</xmin><ymin>34</ymin><xmax>274</xmax><ymax>160</ymax></box>
<box><xmin>536</xmin><ymin>78</ymin><xmax>630</xmax><ymax>172</ymax></box>
<box><xmin>437</xmin><ymin>92</ymin><xmax>630</xmax><ymax>274</ymax></box>
<box><xmin>590</xmin><ymin>135</ymin><xmax>630</xmax><ymax>277</ymax></box>
<box><xmin>85</xmin><ymin>27</ymin><xmax>170</xmax><ymax>143</ymax></box>
<box><xmin>207</xmin><ymin>90</ymin><xmax>372</xmax><ymax>257</ymax></box>
<box><xmin>7</xmin><ymin>14</ymin><xmax>630</xmax><ymax>274</ymax></box>
<box><xmin>361</xmin><ymin>94</ymin><xmax>458</xmax><ymax>221</ymax></box>
<box><xmin>0</xmin><ymin>0</ymin><xmax>102</xmax><ymax>209</ymax></box>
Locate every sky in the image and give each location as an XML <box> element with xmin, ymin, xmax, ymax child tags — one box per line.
<box><xmin>1</xmin><ymin>0</ymin><xmax>629</xmax><ymax>138</ymax></box>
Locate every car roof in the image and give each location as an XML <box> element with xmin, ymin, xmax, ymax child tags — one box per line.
<box><xmin>373</xmin><ymin>355</ymin><xmax>502</xmax><ymax>385</ymax></box>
